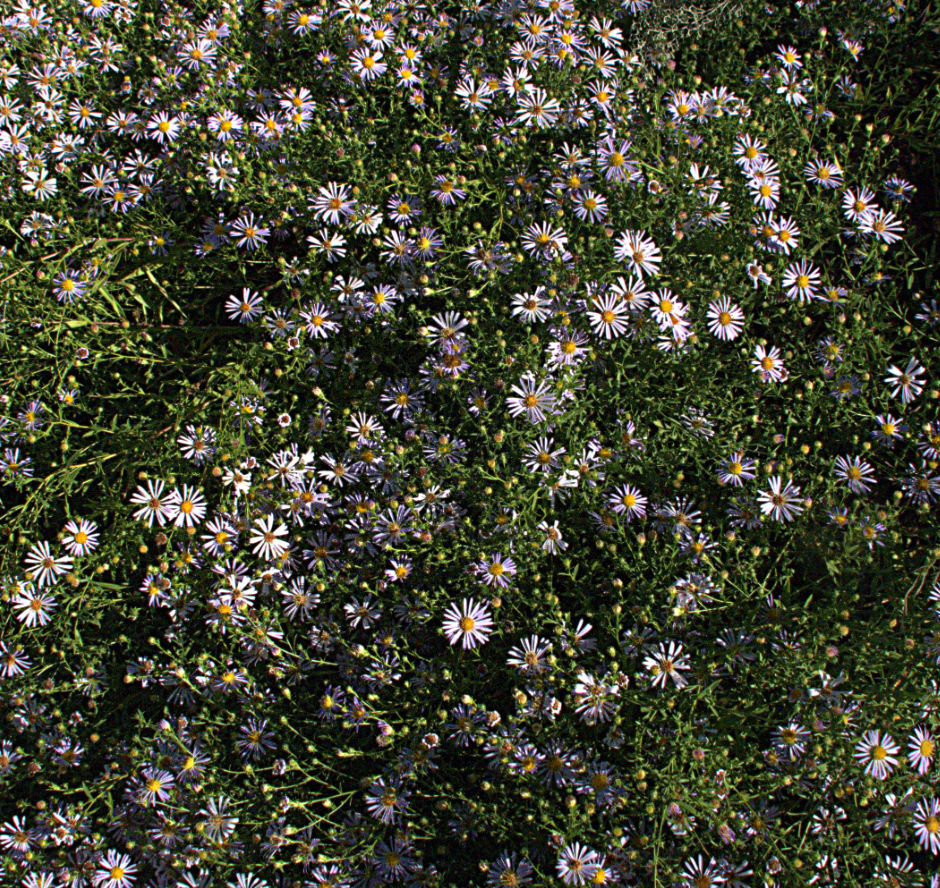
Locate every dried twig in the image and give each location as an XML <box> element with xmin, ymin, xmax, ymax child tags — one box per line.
<box><xmin>632</xmin><ymin>0</ymin><xmax>746</xmax><ymax>76</ymax></box>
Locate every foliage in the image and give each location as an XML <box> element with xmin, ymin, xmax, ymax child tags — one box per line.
<box><xmin>1</xmin><ymin>0</ymin><xmax>940</xmax><ymax>887</ymax></box>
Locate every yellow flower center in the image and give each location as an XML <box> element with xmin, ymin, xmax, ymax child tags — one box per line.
<box><xmin>460</xmin><ymin>617</ymin><xmax>476</xmax><ymax>632</ymax></box>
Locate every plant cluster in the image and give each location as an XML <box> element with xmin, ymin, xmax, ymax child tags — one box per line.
<box><xmin>0</xmin><ymin>0</ymin><xmax>939</xmax><ymax>886</ymax></box>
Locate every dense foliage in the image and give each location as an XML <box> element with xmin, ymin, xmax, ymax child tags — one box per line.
<box><xmin>1</xmin><ymin>0</ymin><xmax>940</xmax><ymax>886</ymax></box>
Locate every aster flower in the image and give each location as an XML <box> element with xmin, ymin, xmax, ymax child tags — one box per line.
<box><xmin>643</xmin><ymin>641</ymin><xmax>691</xmax><ymax>689</ymax></box>
<box><xmin>804</xmin><ymin>158</ymin><xmax>843</xmax><ymax>189</ymax></box>
<box><xmin>516</xmin><ymin>87</ymin><xmax>561</xmax><ymax>129</ymax></box>
<box><xmin>748</xmin><ymin>176</ymin><xmax>780</xmax><ymax>210</ymax></box>
<box><xmin>476</xmin><ymin>553</ymin><xmax>517</xmax><ymax>589</ymax></box>
<box><xmin>511</xmin><ymin>288</ymin><xmax>552</xmax><ymax>324</ymax></box>
<box><xmin>61</xmin><ymin>518</ymin><xmax>100</xmax><ymax>556</ymax></box>
<box><xmin>311</xmin><ymin>181</ymin><xmax>355</xmax><ymax>225</ymax></box>
<box><xmin>706</xmin><ymin>297</ymin><xmax>744</xmax><ymax>340</ymax></box>
<box><xmin>147</xmin><ymin>111</ymin><xmax>181</xmax><ymax>144</ymax></box>
<box><xmin>137</xmin><ymin>768</ymin><xmax>175</xmax><ymax>806</ymax></box>
<box><xmin>586</xmin><ymin>292</ymin><xmax>630</xmax><ymax>338</ymax></box>
<box><xmin>442</xmin><ymin>598</ymin><xmax>494</xmax><ymax>650</ymax></box>
<box><xmin>521</xmin><ymin>222</ymin><xmax>568</xmax><ymax>257</ymax></box>
<box><xmin>770</xmin><ymin>215</ymin><xmax>801</xmax><ymax>254</ymax></box>
<box><xmin>913</xmin><ymin>799</ymin><xmax>940</xmax><ymax>854</ymax></box>
<box><xmin>607</xmin><ymin>484</ymin><xmax>647</xmax><ymax>520</ymax></box>
<box><xmin>903</xmin><ymin>462</ymin><xmax>940</xmax><ymax>505</ymax></box>
<box><xmin>859</xmin><ymin>208</ymin><xmax>905</xmax><ymax>244</ymax></box>
<box><xmin>455</xmin><ymin>76</ymin><xmax>494</xmax><ymax>111</ymax></box>
<box><xmin>300</xmin><ymin>303</ymin><xmax>339</xmax><ymax>339</ymax></box>
<box><xmin>488</xmin><ymin>854</ymin><xmax>533</xmax><ymax>888</ymax></box>
<box><xmin>177</xmin><ymin>426</ymin><xmax>217</xmax><ymax>465</ymax></box>
<box><xmin>53</xmin><ymin>270</ymin><xmax>88</xmax><ymax>303</ymax></box>
<box><xmin>199</xmin><ymin>796</ymin><xmax>239</xmax><ymax>841</ymax></box>
<box><xmin>351</xmin><ymin>47</ymin><xmax>387</xmax><ymax>82</ymax></box>
<box><xmin>24</xmin><ymin>541</ymin><xmax>73</xmax><ymax>588</ymax></box>
<box><xmin>13</xmin><ymin>585</ymin><xmax>56</xmax><ymax>627</ymax></box>
<box><xmin>506</xmin><ymin>635</ymin><xmax>552</xmax><ymax>675</ymax></box>
<box><xmin>609</xmin><ymin>275</ymin><xmax>650</xmax><ymax>311</ymax></box>
<box><xmin>752</xmin><ymin>345</ymin><xmax>788</xmax><ymax>383</ymax></box>
<box><xmin>163</xmin><ymin>484</ymin><xmax>207</xmax><ymax>529</ymax></box>
<box><xmin>430</xmin><ymin>174</ymin><xmax>466</xmax><ymax>204</ymax></box>
<box><xmin>884</xmin><ymin>175</ymin><xmax>915</xmax><ymax>203</ymax></box>
<box><xmin>572</xmin><ymin>189</ymin><xmax>608</xmax><ymax>223</ymax></box>
<box><xmin>774</xmin><ymin>722</ymin><xmax>810</xmax><ymax>760</ymax></box>
<box><xmin>536</xmin><ymin>520</ymin><xmax>567</xmax><ymax>554</ymax></box>
<box><xmin>365</xmin><ymin>778</ymin><xmax>410</xmax><ymax>824</ymax></box>
<box><xmin>842</xmin><ymin>186</ymin><xmax>878</xmax><ymax>223</ymax></box>
<box><xmin>249</xmin><ymin>514</ymin><xmax>290</xmax><ymax>561</ymax></box>
<box><xmin>649</xmin><ymin>289</ymin><xmax>688</xmax><ymax>332</ymax></box>
<box><xmin>907</xmin><ymin>726</ymin><xmax>936</xmax><ymax>775</ymax></box>
<box><xmin>556</xmin><ymin>842</ymin><xmax>600</xmax><ymax>886</ymax></box>
<box><xmin>94</xmin><ymin>850</ymin><xmax>138</xmax><ymax>888</ymax></box>
<box><xmin>782</xmin><ymin>259</ymin><xmax>821</xmax><ymax>302</ymax></box>
<box><xmin>230</xmin><ymin>212</ymin><xmax>270</xmax><ymax>250</ymax></box>
<box><xmin>237</xmin><ymin>718</ymin><xmax>276</xmax><ymax>760</ymax></box>
<box><xmin>854</xmin><ymin>730</ymin><xmax>900</xmax><ymax>780</ymax></box>
<box><xmin>884</xmin><ymin>358</ymin><xmax>926</xmax><ymax>404</ymax></box>
<box><xmin>507</xmin><ymin>373</ymin><xmax>557</xmax><ymax>423</ymax></box>
<box><xmin>680</xmin><ymin>855</ymin><xmax>726</xmax><ymax>888</ymax></box>
<box><xmin>833</xmin><ymin>455</ymin><xmax>875</xmax><ymax>494</ymax></box>
<box><xmin>0</xmin><ymin>643</ymin><xmax>32</xmax><ymax>678</ymax></box>
<box><xmin>596</xmin><ymin>136</ymin><xmax>634</xmax><ymax>182</ymax></box>
<box><xmin>871</xmin><ymin>414</ymin><xmax>906</xmax><ymax>446</ymax></box>
<box><xmin>758</xmin><ymin>477</ymin><xmax>803</xmax><ymax>522</ymax></box>
<box><xmin>613</xmin><ymin>229</ymin><xmax>662</xmax><ymax>278</ymax></box>
<box><xmin>718</xmin><ymin>451</ymin><xmax>755</xmax><ymax>487</ymax></box>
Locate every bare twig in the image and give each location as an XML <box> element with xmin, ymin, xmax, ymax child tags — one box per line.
<box><xmin>632</xmin><ymin>0</ymin><xmax>745</xmax><ymax>76</ymax></box>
